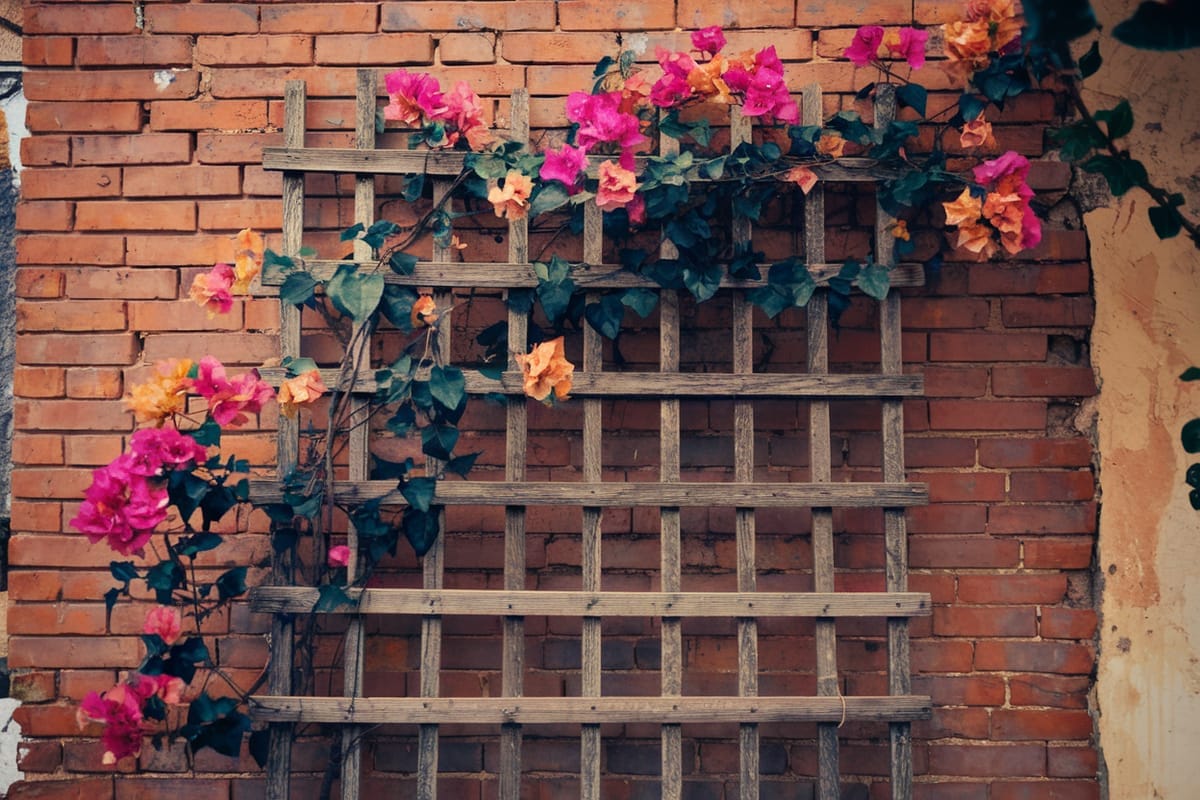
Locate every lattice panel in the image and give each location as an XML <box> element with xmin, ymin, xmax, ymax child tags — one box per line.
<box><xmin>250</xmin><ymin>70</ymin><xmax>931</xmax><ymax>800</ymax></box>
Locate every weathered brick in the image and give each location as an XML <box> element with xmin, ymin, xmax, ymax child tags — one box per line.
<box><xmin>381</xmin><ymin>2</ymin><xmax>557</xmax><ymax>32</ymax></box>
<box><xmin>988</xmin><ymin>503</ymin><xmax>1098</xmax><ymax>535</ymax></box>
<box><xmin>21</xmin><ymin>168</ymin><xmax>120</xmax><ymax>200</ymax></box>
<box><xmin>149</xmin><ymin>100</ymin><xmax>270</xmax><ymax>132</ymax></box>
<box><xmin>146</xmin><ymin>4</ymin><xmax>260</xmax><ymax>34</ymax></box>
<box><xmin>72</xmin><ymin>134</ymin><xmax>193</xmax><ymax>166</ymax></box>
<box><xmin>196</xmin><ymin>34</ymin><xmax>314</xmax><ymax>66</ymax></box>
<box><xmin>993</xmin><ymin>366</ymin><xmax>1097</xmax><ymax>397</ymax></box>
<box><xmin>123</xmin><ymin>166</ymin><xmax>241</xmax><ymax>197</ymax></box>
<box><xmin>23</xmin><ymin>37</ymin><xmax>74</xmax><ymax>67</ymax></box>
<box><xmin>17</xmin><ymin>300</ymin><xmax>127</xmax><ymax>332</ymax></box>
<box><xmin>75</xmin><ymin>35</ymin><xmax>194</xmax><ymax>66</ymax></box>
<box><xmin>15</xmin><ymin>334</ymin><xmax>138</xmax><ymax>366</ymax></box>
<box><xmin>975</xmin><ymin>641</ymin><xmax>1094</xmax><ymax>674</ymax></box>
<box><xmin>16</xmin><ymin>235</ymin><xmax>125</xmax><ymax>266</ymax></box>
<box><xmin>314</xmin><ymin>34</ymin><xmax>436</xmax><ymax>65</ymax></box>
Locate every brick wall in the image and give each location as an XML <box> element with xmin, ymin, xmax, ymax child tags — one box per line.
<box><xmin>11</xmin><ymin>2</ymin><xmax>1100</xmax><ymax>798</ymax></box>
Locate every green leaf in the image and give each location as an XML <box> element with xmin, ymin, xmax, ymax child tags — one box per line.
<box><xmin>110</xmin><ymin>561</ymin><xmax>139</xmax><ymax>584</ymax></box>
<box><xmin>400</xmin><ymin>476</ymin><xmax>437</xmax><ymax>513</ymax></box>
<box><xmin>142</xmin><ymin>634</ymin><xmax>168</xmax><ymax>659</ymax></box>
<box><xmin>189</xmin><ymin>419</ymin><xmax>221</xmax><ymax>448</ymax></box>
<box><xmin>326</xmin><ymin>263</ymin><xmax>385</xmax><ymax>322</ymax></box>
<box><xmin>593</xmin><ymin>55</ymin><xmax>615</xmax><ymax>78</ymax></box>
<box><xmin>699</xmin><ymin>155</ymin><xmax>726</xmax><ymax>180</ymax></box>
<box><xmin>429</xmin><ymin>365</ymin><xmax>466</xmax><ymax>412</ymax></box>
<box><xmin>1083</xmin><ymin>154</ymin><xmax>1147</xmax><ymax>196</ymax></box>
<box><xmin>1079</xmin><ymin>40</ymin><xmax>1102</xmax><ymax>77</ymax></box>
<box><xmin>533</xmin><ymin>256</ymin><xmax>577</xmax><ymax>325</ymax></box>
<box><xmin>856</xmin><ymin>260</ymin><xmax>892</xmax><ymax>300</ymax></box>
<box><xmin>1181</xmin><ymin>367</ymin><xmax>1200</xmax><ymax>382</ymax></box>
<box><xmin>1149</xmin><ymin>204</ymin><xmax>1184</xmax><ymax>239</ymax></box>
<box><xmin>620</xmin><ymin>288</ymin><xmax>658</xmax><ymax>318</ymax></box>
<box><xmin>444</xmin><ymin>452</ymin><xmax>480</xmax><ymax>477</ymax></box>
<box><xmin>1095</xmin><ymin>99</ymin><xmax>1134</xmax><ymax>140</ymax></box>
<box><xmin>282</xmin><ymin>356</ymin><xmax>319</xmax><ymax>376</ymax></box>
<box><xmin>176</xmin><ymin>532</ymin><xmax>223</xmax><ymax>558</ymax></box>
<box><xmin>216</xmin><ymin>566</ymin><xmax>248</xmax><ymax>600</ymax></box>
<box><xmin>1190</xmin><ymin>489</ymin><xmax>1200</xmax><ymax>511</ymax></box>
<box><xmin>402</xmin><ymin>173</ymin><xmax>425</xmax><ymax>202</ymax></box>
<box><xmin>389</xmin><ymin>252</ymin><xmax>418</xmax><ymax>275</ymax></box>
<box><xmin>681</xmin><ymin>259</ymin><xmax>723</xmax><ymax>303</ymax></box>
<box><xmin>249</xmin><ymin>730</ymin><xmax>271</xmax><ymax>769</ymax></box>
<box><xmin>173</xmin><ymin>636</ymin><xmax>209</xmax><ymax>665</ymax></box>
<box><xmin>404</xmin><ymin>508</ymin><xmax>441</xmax><ymax>557</ymax></box>
<box><xmin>314</xmin><ymin>583</ymin><xmax>356</xmax><ymax>612</ymax></box>
<box><xmin>1113</xmin><ymin>1</ymin><xmax>1200</xmax><ymax>51</ymax></box>
<box><xmin>529</xmin><ymin>182</ymin><xmax>572</xmax><ymax>219</ymax></box>
<box><xmin>363</xmin><ymin>220</ymin><xmax>401</xmax><ymax>250</ymax></box>
<box><xmin>1186</xmin><ymin>463</ymin><xmax>1200</xmax><ymax>488</ymax></box>
<box><xmin>340</xmin><ymin>223</ymin><xmax>364</xmax><ymax>242</ymax></box>
<box><xmin>104</xmin><ymin>587</ymin><xmax>122</xmax><ymax>612</ymax></box>
<box><xmin>747</xmin><ymin>259</ymin><xmax>816</xmax><ymax>319</ymax></box>
<box><xmin>421</xmin><ymin>423</ymin><xmax>460</xmax><ymax>461</ymax></box>
<box><xmin>584</xmin><ymin>294</ymin><xmax>625</xmax><ymax>339</ymax></box>
<box><xmin>895</xmin><ymin>83</ymin><xmax>928</xmax><ymax>117</ymax></box>
<box><xmin>1183</xmin><ymin>418</ymin><xmax>1200</xmax><ymax>453</ymax></box>
<box><xmin>279</xmin><ymin>272</ymin><xmax>318</xmax><ymax>307</ymax></box>
<box><xmin>380</xmin><ymin>285</ymin><xmax>418</xmax><ymax>333</ymax></box>
<box><xmin>958</xmin><ymin>93</ymin><xmax>986</xmax><ymax>122</ymax></box>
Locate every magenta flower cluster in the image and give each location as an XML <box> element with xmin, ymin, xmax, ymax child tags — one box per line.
<box><xmin>844</xmin><ymin>25</ymin><xmax>929</xmax><ymax>69</ymax></box>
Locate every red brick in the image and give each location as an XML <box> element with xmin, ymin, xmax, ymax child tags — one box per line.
<box><xmin>17</xmin><ymin>234</ymin><xmax>127</xmax><ymax>267</ymax></box>
<box><xmin>126</xmin><ymin>234</ymin><xmax>240</xmax><ymax>267</ymax></box>
<box><xmin>198</xmin><ymin>199</ymin><xmax>284</xmax><ymax>230</ymax></box>
<box><xmin>23</xmin><ymin>37</ymin><xmax>74</xmax><ymax>67</ymax></box>
<box><xmin>210</xmin><ymin>66</ymin><xmax>358</xmax><ymax>98</ymax></box>
<box><xmin>17</xmin><ymin>740</ymin><xmax>62</xmax><ymax>773</ymax></box>
<box><xmin>1009</xmin><ymin>472</ymin><xmax>1095</xmax><ymax>502</ymax></box>
<box><xmin>11</xmin><ymin>468</ymin><xmax>96</xmax><ymax>500</ymax></box>
<box><xmin>922</xmin><ymin>366</ymin><xmax>989</xmax><ymax>397</ymax></box>
<box><xmin>975</xmin><ymin>641</ymin><xmax>1094</xmax><ymax>674</ymax></box>
<box><xmin>22</xmin><ymin>168</ymin><xmax>120</xmax><ymax>200</ymax></box>
<box><xmin>196</xmin><ymin>35</ymin><xmax>314</xmax><ymax>66</ymax></box>
<box><xmin>7</xmin><ymin>777</ymin><xmax>114</xmax><ymax>800</ymax></box>
<box><xmin>15</xmin><ymin>334</ymin><xmax>138</xmax><ymax>367</ymax></box>
<box><xmin>907</xmin><ymin>503</ymin><xmax>988</xmax><ymax>534</ymax></box>
<box><xmin>990</xmin><ymin>782</ymin><xmax>1100</xmax><ymax>800</ymax></box>
<box><xmin>16</xmin><ymin>200</ymin><xmax>73</xmax><ymax>232</ymax></box>
<box><xmin>21</xmin><ymin>136</ymin><xmax>70</xmax><ymax>167</ymax></box>
<box><xmin>17</xmin><ymin>300</ymin><xmax>127</xmax><ymax>332</ymax></box>
<box><xmin>988</xmin><ymin>503</ymin><xmax>1097</xmax><ymax>535</ymax></box>
<box><xmin>500</xmin><ymin>32</ymin><xmax>618</xmax><ymax>64</ymax></box>
<box><xmin>935</xmin><ymin>606</ymin><xmax>1037</xmax><ymax>637</ymax></box>
<box><xmin>24</xmin><ymin>70</ymin><xmax>200</xmax><ymax>102</ymax></box>
<box><xmin>141</xmin><ymin>332</ymin><xmax>279</xmax><ymax>365</ymax></box>
<box><xmin>907</xmin><ymin>437</ymin><xmax>978</xmax><ymax>467</ymax></box>
<box><xmin>919</xmin><ymin>471</ymin><xmax>1007</xmax><ymax>502</ymax></box>
<box><xmin>1048</xmin><ymin>746</ymin><xmax>1099</xmax><ymax>778</ymax></box>
<box><xmin>914</xmin><ymin>707</ymin><xmax>991</xmax><ymax>740</ymax></box>
<box><xmin>150</xmin><ymin>100</ymin><xmax>269</xmax><ymax>132</ymax></box>
<box><xmin>9</xmin><ymin>670</ymin><xmax>57</xmax><ymax>702</ymax></box>
<box><xmin>76</xmin><ymin>200</ymin><xmax>196</xmax><ymax>232</ymax></box>
<box><xmin>128</xmin><ymin>300</ymin><xmax>245</xmax><ymax>332</ymax></box>
<box><xmin>72</xmin><ymin>133</ymin><xmax>193</xmax><ymax>166</ymax></box>
<box><xmin>801</xmin><ymin>0</ymin><xmax>912</xmax><ymax>24</ymax></box>
<box><xmin>8</xmin><ymin>603</ymin><xmax>108</xmax><ymax>636</ymax></box>
<box><xmin>557</xmin><ymin>0</ymin><xmax>675</xmax><ymax>29</ymax></box>
<box><xmin>314</xmin><ymin>34</ymin><xmax>436</xmax><ymax>65</ymax></box>
<box><xmin>12</xmin><ymin>367</ymin><xmax>65</xmax><ymax>399</ymax></box>
<box><xmin>930</xmin><ymin>333</ymin><xmax>1047</xmax><ymax>362</ymax></box>
<box><xmin>1023</xmin><ymin>538</ymin><xmax>1094</xmax><ymax>569</ymax></box>
<box><xmin>1002</xmin><ymin>297</ymin><xmax>1094</xmax><ymax>328</ymax></box>
<box><xmin>123</xmin><ymin>166</ymin><xmax>241</xmax><ymax>197</ymax></box>
<box><xmin>913</xmin><ymin>674</ymin><xmax>1006</xmax><ymax>706</ymax></box>
<box><xmin>679</xmin><ymin>0</ymin><xmax>793</xmax><ymax>26</ymax></box>
<box><xmin>10</xmin><ymin>634</ymin><xmax>140</xmax><ymax>668</ymax></box>
<box><xmin>64</xmin><ymin>434</ymin><xmax>125</xmax><ymax>466</ymax></box>
<box><xmin>927</xmin><ymin>744</ymin><xmax>1046</xmax><ymax>778</ymax></box>
<box><xmin>910</xmin><ymin>535</ymin><xmax>1020</xmax><ymax>568</ymax></box>
<box><xmin>979</xmin><ymin>438</ymin><xmax>1093</xmax><ymax>468</ymax></box>
<box><xmin>958</xmin><ymin>574</ymin><xmax>1068</xmax><ymax>604</ymax></box>
<box><xmin>930</xmin><ymin>400</ymin><xmax>1046</xmax><ymax>431</ymax></box>
<box><xmin>382</xmin><ymin>2</ymin><xmax>557</xmax><ymax>32</ymax></box>
<box><xmin>967</xmin><ymin>263</ymin><xmax>1090</xmax><ymax>295</ymax></box>
<box><xmin>15</xmin><ymin>268</ymin><xmax>65</xmax><ymax>298</ymax></box>
<box><xmin>26</xmin><ymin>102</ymin><xmax>141</xmax><ymax>134</ymax></box>
<box><xmin>1022</xmin><ymin>230</ymin><xmax>1090</xmax><ymax>262</ymax></box>
<box><xmin>911</xmin><ymin>639</ymin><xmax>974</xmax><ymax>672</ymax></box>
<box><xmin>65</xmin><ymin>368</ymin><xmax>124</xmax><ymax>400</ymax></box>
<box><xmin>26</xmin><ymin>4</ymin><xmax>136</xmax><ymax>34</ymax></box>
<box><xmin>75</xmin><ymin>35</ymin><xmax>194</xmax><ymax>66</ymax></box>
<box><xmin>1040</xmin><ymin>608</ymin><xmax>1098</xmax><ymax>640</ymax></box>
<box><xmin>146</xmin><ymin>3</ymin><xmax>260</xmax><ymax>33</ymax></box>
<box><xmin>11</xmin><ymin>434</ymin><xmax>63</xmax><ymax>465</ymax></box>
<box><xmin>64</xmin><ymin>268</ymin><xmax>178</xmax><ymax>300</ymax></box>
<box><xmin>440</xmin><ymin>33</ymin><xmax>497</xmax><ymax>64</ymax></box>
<box><xmin>993</xmin><ymin>366</ymin><xmax>1097</xmax><ymax>397</ymax></box>
<box><xmin>260</xmin><ymin>3</ymin><xmax>378</xmax><ymax>32</ymax></box>
<box><xmin>991</xmin><ymin>709</ymin><xmax>1094</xmax><ymax>741</ymax></box>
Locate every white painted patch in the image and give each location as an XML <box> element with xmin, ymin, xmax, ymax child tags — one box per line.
<box><xmin>0</xmin><ymin>698</ymin><xmax>23</xmax><ymax>796</ymax></box>
<box><xmin>153</xmin><ymin>70</ymin><xmax>177</xmax><ymax>92</ymax></box>
<box><xmin>624</xmin><ymin>33</ymin><xmax>649</xmax><ymax>56</ymax></box>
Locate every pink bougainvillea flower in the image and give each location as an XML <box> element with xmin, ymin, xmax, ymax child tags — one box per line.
<box><xmin>143</xmin><ymin>605</ymin><xmax>183</xmax><ymax>646</ymax></box>
<box><xmin>783</xmin><ymin>166</ymin><xmax>819</xmax><ymax>194</ymax></box>
<box><xmin>192</xmin><ymin>356</ymin><xmax>275</xmax><ymax>428</ymax></box>
<box><xmin>439</xmin><ymin>80</ymin><xmax>492</xmax><ymax>150</ymax></box>
<box><xmin>565</xmin><ymin>91</ymin><xmax>647</xmax><ymax>152</ymax></box>
<box><xmin>77</xmin><ymin>683</ymin><xmax>146</xmax><ymax>765</ymax></box>
<box><xmin>884</xmin><ymin>27</ymin><xmax>928</xmax><ymax>69</ymax></box>
<box><xmin>126</xmin><ymin>359</ymin><xmax>194</xmax><ymax>424</ymax></box>
<box><xmin>595</xmin><ymin>159</ymin><xmax>640</xmax><ymax>211</ymax></box>
<box><xmin>231</xmin><ymin>228</ymin><xmax>264</xmax><ymax>294</ymax></box>
<box><xmin>328</xmin><ymin>545</ymin><xmax>351</xmax><ymax>568</ymax></box>
<box><xmin>973</xmin><ymin>150</ymin><xmax>1030</xmax><ymax>186</ymax></box>
<box><xmin>276</xmin><ymin>369</ymin><xmax>329</xmax><ymax>418</ymax></box>
<box><xmin>540</xmin><ymin>143</ymin><xmax>589</xmax><ymax>190</ymax></box>
<box><xmin>692</xmin><ymin>25</ymin><xmax>727</xmax><ymax>56</ymax></box>
<box><xmin>515</xmin><ymin>337</ymin><xmax>574</xmax><ymax>403</ymax></box>
<box><xmin>739</xmin><ymin>48</ymin><xmax>798</xmax><ymax>122</ymax></box>
<box><xmin>142</xmin><ymin>673</ymin><xmax>185</xmax><ymax>706</ymax></box>
<box><xmin>126</xmin><ymin>427</ymin><xmax>207</xmax><ymax>477</ymax></box>
<box><xmin>70</xmin><ymin>455</ymin><xmax>169</xmax><ymax>557</ymax></box>
<box><xmin>844</xmin><ymin>25</ymin><xmax>885</xmax><ymax>66</ymax></box>
<box><xmin>383</xmin><ymin>69</ymin><xmax>446</xmax><ymax>126</ymax></box>
<box><xmin>488</xmin><ymin>170</ymin><xmax>534</xmax><ymax>220</ymax></box>
<box><xmin>189</xmin><ymin>263</ymin><xmax>235</xmax><ymax>317</ymax></box>
<box><xmin>959</xmin><ymin>115</ymin><xmax>995</xmax><ymax>148</ymax></box>
<box><xmin>626</xmin><ymin>193</ymin><xmax>647</xmax><ymax>226</ymax></box>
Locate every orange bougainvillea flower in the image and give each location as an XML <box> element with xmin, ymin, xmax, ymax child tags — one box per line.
<box><xmin>816</xmin><ymin>133</ymin><xmax>847</xmax><ymax>158</ymax></box>
<box><xmin>126</xmin><ymin>358</ymin><xmax>195</xmax><ymax>424</ymax></box>
<box><xmin>411</xmin><ymin>294</ymin><xmax>439</xmax><ymax>328</ymax></box>
<box><xmin>890</xmin><ymin>219</ymin><xmax>911</xmax><ymax>241</ymax></box>
<box><xmin>942</xmin><ymin>20</ymin><xmax>993</xmax><ymax>76</ymax></box>
<box><xmin>276</xmin><ymin>369</ymin><xmax>329</xmax><ymax>418</ymax></box>
<box><xmin>955</xmin><ymin>221</ymin><xmax>999</xmax><ymax>260</ymax></box>
<box><xmin>959</xmin><ymin>116</ymin><xmax>996</xmax><ymax>149</ymax></box>
<box><xmin>942</xmin><ymin>187</ymin><xmax>984</xmax><ymax>228</ymax></box>
<box><xmin>781</xmin><ymin>166</ymin><xmax>818</xmax><ymax>194</ymax></box>
<box><xmin>515</xmin><ymin>336</ymin><xmax>574</xmax><ymax>403</ymax></box>
<box><xmin>488</xmin><ymin>170</ymin><xmax>534</xmax><ymax>220</ymax></box>
<box><xmin>231</xmin><ymin>228</ymin><xmax>264</xmax><ymax>294</ymax></box>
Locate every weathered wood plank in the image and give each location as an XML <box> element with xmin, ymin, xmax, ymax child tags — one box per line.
<box><xmin>250</xmin><ymin>588</ymin><xmax>932</xmax><ymax>617</ymax></box>
<box><xmin>251</xmin><ymin>695</ymin><xmax>932</xmax><ymax>725</ymax></box>
<box><xmin>256</xmin><ymin>258</ymin><xmax>926</xmax><ymax>290</ymax></box>
<box><xmin>258</xmin><ymin>368</ymin><xmax>925</xmax><ymax>399</ymax></box>
<box><xmin>249</xmin><ymin>480</ymin><xmax>929</xmax><ymax>507</ymax></box>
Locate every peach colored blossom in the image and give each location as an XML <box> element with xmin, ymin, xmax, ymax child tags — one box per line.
<box><xmin>411</xmin><ymin>294</ymin><xmax>439</xmax><ymax>328</ymax></box>
<box><xmin>782</xmin><ymin>166</ymin><xmax>819</xmax><ymax>194</ymax></box>
<box><xmin>232</xmin><ymin>228</ymin><xmax>264</xmax><ymax>294</ymax></box>
<box><xmin>276</xmin><ymin>369</ymin><xmax>328</xmax><ymax>418</ymax></box>
<box><xmin>959</xmin><ymin>116</ymin><xmax>996</xmax><ymax>149</ymax></box>
<box><xmin>890</xmin><ymin>219</ymin><xmax>911</xmax><ymax>242</ymax></box>
<box><xmin>595</xmin><ymin>160</ymin><xmax>640</xmax><ymax>211</ymax></box>
<box><xmin>143</xmin><ymin>605</ymin><xmax>182</xmax><ymax>646</ymax></box>
<box><xmin>816</xmin><ymin>134</ymin><xmax>846</xmax><ymax>158</ymax></box>
<box><xmin>488</xmin><ymin>170</ymin><xmax>533</xmax><ymax>220</ymax></box>
<box><xmin>125</xmin><ymin>359</ymin><xmax>194</xmax><ymax>424</ymax></box>
<box><xmin>942</xmin><ymin>187</ymin><xmax>984</xmax><ymax>228</ymax></box>
<box><xmin>515</xmin><ymin>337</ymin><xmax>574</xmax><ymax>403</ymax></box>
<box><xmin>955</xmin><ymin>222</ymin><xmax>999</xmax><ymax>260</ymax></box>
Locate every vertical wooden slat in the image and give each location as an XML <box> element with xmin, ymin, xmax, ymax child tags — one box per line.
<box><xmin>500</xmin><ymin>89</ymin><xmax>531</xmax><ymax>800</ymax></box>
<box><xmin>872</xmin><ymin>83</ymin><xmax>913</xmax><ymax>800</ymax></box>
<box><xmin>657</xmin><ymin>122</ymin><xmax>683</xmax><ymax>800</ymax></box>
<box><xmin>337</xmin><ymin>69</ymin><xmax>377</xmax><ymax>800</ymax></box>
<box><xmin>580</xmin><ymin>200</ymin><xmax>604</xmax><ymax>800</ymax></box>
<box><xmin>267</xmin><ymin>78</ymin><xmax>306</xmax><ymax>800</ymax></box>
<box><xmin>804</xmin><ymin>83</ymin><xmax>840</xmax><ymax>800</ymax></box>
<box><xmin>729</xmin><ymin>107</ymin><xmax>759</xmax><ymax>800</ymax></box>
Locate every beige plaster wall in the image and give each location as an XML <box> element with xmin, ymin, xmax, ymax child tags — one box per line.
<box><xmin>1088</xmin><ymin>1</ymin><xmax>1200</xmax><ymax>796</ymax></box>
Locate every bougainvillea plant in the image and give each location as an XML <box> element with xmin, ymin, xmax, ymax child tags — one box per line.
<box><xmin>74</xmin><ymin>0</ymin><xmax>1071</xmax><ymax>770</ymax></box>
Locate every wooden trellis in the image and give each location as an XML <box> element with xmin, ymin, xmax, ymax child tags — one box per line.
<box><xmin>249</xmin><ymin>69</ymin><xmax>931</xmax><ymax>800</ymax></box>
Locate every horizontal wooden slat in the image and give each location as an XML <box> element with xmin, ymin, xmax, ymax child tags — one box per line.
<box><xmin>250</xmin><ymin>587</ymin><xmax>932</xmax><ymax>617</ymax></box>
<box><xmin>249</xmin><ymin>480</ymin><xmax>928</xmax><ymax>507</ymax></box>
<box><xmin>257</xmin><ymin>259</ymin><xmax>925</xmax><ymax>290</ymax></box>
<box><xmin>250</xmin><ymin>695</ymin><xmax>932</xmax><ymax>725</ymax></box>
<box><xmin>258</xmin><ymin>368</ymin><xmax>924</xmax><ymax>398</ymax></box>
<box><xmin>263</xmin><ymin>147</ymin><xmax>902</xmax><ymax>182</ymax></box>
